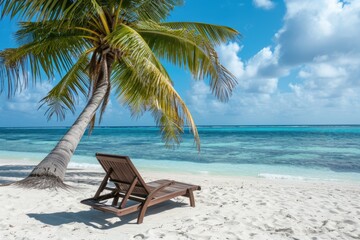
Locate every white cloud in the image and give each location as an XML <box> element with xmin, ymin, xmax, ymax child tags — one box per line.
<box><xmin>277</xmin><ymin>0</ymin><xmax>360</xmax><ymax>65</ymax></box>
<box><xmin>189</xmin><ymin>43</ymin><xmax>281</xmax><ymax>123</ymax></box>
<box><xmin>188</xmin><ymin>0</ymin><xmax>360</xmax><ymax>125</ymax></box>
<box><xmin>0</xmin><ymin>79</ymin><xmax>151</xmax><ymax>127</ymax></box>
<box><xmin>253</xmin><ymin>0</ymin><xmax>275</xmax><ymax>10</ymax></box>
<box><xmin>0</xmin><ymin>81</ymin><xmax>92</xmax><ymax>126</ymax></box>
<box><xmin>218</xmin><ymin>42</ymin><xmax>244</xmax><ymax>79</ymax></box>
<box><xmin>275</xmin><ymin>0</ymin><xmax>360</xmax><ymax>113</ymax></box>
<box><xmin>187</xmin><ymin>81</ymin><xmax>228</xmax><ymax>117</ymax></box>
<box><xmin>217</xmin><ymin>43</ymin><xmax>281</xmax><ymax>95</ymax></box>
<box><xmin>4</xmin><ymin>82</ymin><xmax>53</xmax><ymax>114</ymax></box>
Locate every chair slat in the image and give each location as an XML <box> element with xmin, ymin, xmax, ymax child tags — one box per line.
<box><xmin>80</xmin><ymin>153</ymin><xmax>201</xmax><ymax>224</ymax></box>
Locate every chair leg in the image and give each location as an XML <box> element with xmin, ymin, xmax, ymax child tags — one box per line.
<box><xmin>137</xmin><ymin>205</ymin><xmax>147</xmax><ymax>224</ymax></box>
<box><xmin>112</xmin><ymin>192</ymin><xmax>120</xmax><ymax>206</ymax></box>
<box><xmin>137</xmin><ymin>181</ymin><xmax>173</xmax><ymax>224</ymax></box>
<box><xmin>137</xmin><ymin>198</ymin><xmax>152</xmax><ymax>224</ymax></box>
<box><xmin>94</xmin><ymin>168</ymin><xmax>113</xmax><ymax>198</ymax></box>
<box><xmin>187</xmin><ymin>189</ymin><xmax>195</xmax><ymax>207</ymax></box>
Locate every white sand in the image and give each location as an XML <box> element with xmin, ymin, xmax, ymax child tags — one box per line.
<box><xmin>1</xmin><ymin>161</ymin><xmax>360</xmax><ymax>240</ymax></box>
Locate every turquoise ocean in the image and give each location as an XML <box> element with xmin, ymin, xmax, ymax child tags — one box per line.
<box><xmin>1</xmin><ymin>125</ymin><xmax>360</xmax><ymax>182</ymax></box>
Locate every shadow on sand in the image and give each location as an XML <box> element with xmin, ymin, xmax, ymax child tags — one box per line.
<box><xmin>0</xmin><ymin>164</ymin><xmax>104</xmax><ymax>185</ymax></box>
<box><xmin>27</xmin><ymin>201</ymin><xmax>186</xmax><ymax>228</ymax></box>
<box><xmin>0</xmin><ymin>165</ymin><xmax>34</xmax><ymax>184</ymax></box>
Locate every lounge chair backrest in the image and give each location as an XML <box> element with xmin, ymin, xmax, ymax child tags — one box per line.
<box><xmin>96</xmin><ymin>153</ymin><xmax>150</xmax><ymax>195</ymax></box>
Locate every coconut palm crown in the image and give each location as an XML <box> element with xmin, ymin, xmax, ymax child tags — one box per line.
<box><xmin>0</xmin><ymin>0</ymin><xmax>238</xmax><ymax>189</ymax></box>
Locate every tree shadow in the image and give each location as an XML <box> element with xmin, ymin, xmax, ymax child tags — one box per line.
<box><xmin>27</xmin><ymin>201</ymin><xmax>186</xmax><ymax>229</ymax></box>
<box><xmin>0</xmin><ymin>165</ymin><xmax>33</xmax><ymax>184</ymax></box>
<box><xmin>0</xmin><ymin>164</ymin><xmax>104</xmax><ymax>185</ymax></box>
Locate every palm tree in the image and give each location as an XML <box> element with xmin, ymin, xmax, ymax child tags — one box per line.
<box><xmin>0</xmin><ymin>0</ymin><xmax>238</xmax><ymax>189</ymax></box>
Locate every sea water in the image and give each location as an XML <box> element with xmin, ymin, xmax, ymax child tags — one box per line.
<box><xmin>1</xmin><ymin>125</ymin><xmax>360</xmax><ymax>181</ymax></box>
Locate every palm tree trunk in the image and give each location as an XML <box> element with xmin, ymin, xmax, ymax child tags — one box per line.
<box><xmin>16</xmin><ymin>58</ymin><xmax>111</xmax><ymax>189</ymax></box>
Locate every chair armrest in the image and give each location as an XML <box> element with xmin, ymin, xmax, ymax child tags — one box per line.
<box><xmin>147</xmin><ymin>180</ymin><xmax>174</xmax><ymax>199</ymax></box>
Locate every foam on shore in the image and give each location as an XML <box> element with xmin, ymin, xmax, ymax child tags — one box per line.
<box><xmin>1</xmin><ymin>150</ymin><xmax>360</xmax><ymax>183</ymax></box>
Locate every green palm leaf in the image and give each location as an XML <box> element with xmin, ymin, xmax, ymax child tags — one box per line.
<box><xmin>107</xmin><ymin>23</ymin><xmax>171</xmax><ymax>80</ymax></box>
<box><xmin>112</xmin><ymin>54</ymin><xmax>200</xmax><ymax>149</ymax></box>
<box><xmin>0</xmin><ymin>0</ymin><xmax>72</xmax><ymax>21</ymax></box>
<box><xmin>122</xmin><ymin>0</ymin><xmax>183</xmax><ymax>22</ymax></box>
<box><xmin>160</xmin><ymin>22</ymin><xmax>240</xmax><ymax>44</ymax></box>
<box><xmin>0</xmin><ymin>20</ymin><xmax>91</xmax><ymax>96</ymax></box>
<box><xmin>39</xmin><ymin>53</ymin><xmax>90</xmax><ymax>121</ymax></box>
<box><xmin>136</xmin><ymin>21</ymin><xmax>238</xmax><ymax>101</ymax></box>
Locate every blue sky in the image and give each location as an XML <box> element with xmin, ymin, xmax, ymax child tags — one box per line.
<box><xmin>1</xmin><ymin>0</ymin><xmax>360</xmax><ymax>127</ymax></box>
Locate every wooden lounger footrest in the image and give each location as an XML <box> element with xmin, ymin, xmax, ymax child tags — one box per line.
<box><xmin>81</xmin><ymin>198</ymin><xmax>142</xmax><ymax>216</ymax></box>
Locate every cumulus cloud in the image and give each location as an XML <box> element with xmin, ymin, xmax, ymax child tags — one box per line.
<box><xmin>187</xmin><ymin>81</ymin><xmax>229</xmax><ymax>117</ymax></box>
<box><xmin>4</xmin><ymin>82</ymin><xmax>53</xmax><ymax>114</ymax></box>
<box><xmin>0</xmin><ymin>81</ymin><xmax>93</xmax><ymax>126</ymax></box>
<box><xmin>275</xmin><ymin>0</ymin><xmax>360</xmax><ymax>111</ymax></box>
<box><xmin>189</xmin><ymin>43</ymin><xmax>282</xmax><ymax>123</ymax></box>
<box><xmin>253</xmin><ymin>0</ymin><xmax>275</xmax><ymax>10</ymax></box>
<box><xmin>217</xmin><ymin>43</ymin><xmax>244</xmax><ymax>79</ymax></box>
<box><xmin>188</xmin><ymin>0</ymin><xmax>360</xmax><ymax>124</ymax></box>
<box><xmin>277</xmin><ymin>0</ymin><xmax>360</xmax><ymax>65</ymax></box>
<box><xmin>217</xmin><ymin>43</ymin><xmax>281</xmax><ymax>95</ymax></box>
<box><xmin>0</xmin><ymin>80</ymin><xmax>146</xmax><ymax>126</ymax></box>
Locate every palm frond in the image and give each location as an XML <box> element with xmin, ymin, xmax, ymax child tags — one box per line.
<box><xmin>0</xmin><ymin>48</ymin><xmax>28</xmax><ymax>97</ymax></box>
<box><xmin>152</xmin><ymin>107</ymin><xmax>184</xmax><ymax>147</ymax></box>
<box><xmin>16</xmin><ymin>20</ymin><xmax>99</xmax><ymax>44</ymax></box>
<box><xmin>39</xmin><ymin>53</ymin><xmax>90</xmax><ymax>121</ymax></box>
<box><xmin>121</xmin><ymin>0</ymin><xmax>183</xmax><ymax>22</ymax></box>
<box><xmin>112</xmin><ymin>55</ymin><xmax>200</xmax><ymax>150</ymax></box>
<box><xmin>107</xmin><ymin>23</ymin><xmax>170</xmax><ymax>80</ymax></box>
<box><xmin>136</xmin><ymin>21</ymin><xmax>237</xmax><ymax>101</ymax></box>
<box><xmin>0</xmin><ymin>0</ymin><xmax>72</xmax><ymax>21</ymax></box>
<box><xmin>88</xmin><ymin>0</ymin><xmax>111</xmax><ymax>34</ymax></box>
<box><xmin>0</xmin><ymin>21</ymin><xmax>91</xmax><ymax>95</ymax></box>
<box><xmin>160</xmin><ymin>22</ymin><xmax>240</xmax><ymax>44</ymax></box>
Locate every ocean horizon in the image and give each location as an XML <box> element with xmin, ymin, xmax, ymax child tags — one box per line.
<box><xmin>1</xmin><ymin>125</ymin><xmax>360</xmax><ymax>182</ymax></box>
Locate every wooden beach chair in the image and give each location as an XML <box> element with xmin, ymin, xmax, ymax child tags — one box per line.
<box><xmin>81</xmin><ymin>153</ymin><xmax>201</xmax><ymax>224</ymax></box>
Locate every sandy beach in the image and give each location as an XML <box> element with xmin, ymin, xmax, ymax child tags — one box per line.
<box><xmin>1</xmin><ymin>0</ymin><xmax>360</xmax><ymax>238</ymax></box>
<box><xmin>1</xmin><ymin>160</ymin><xmax>360</xmax><ymax>240</ymax></box>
